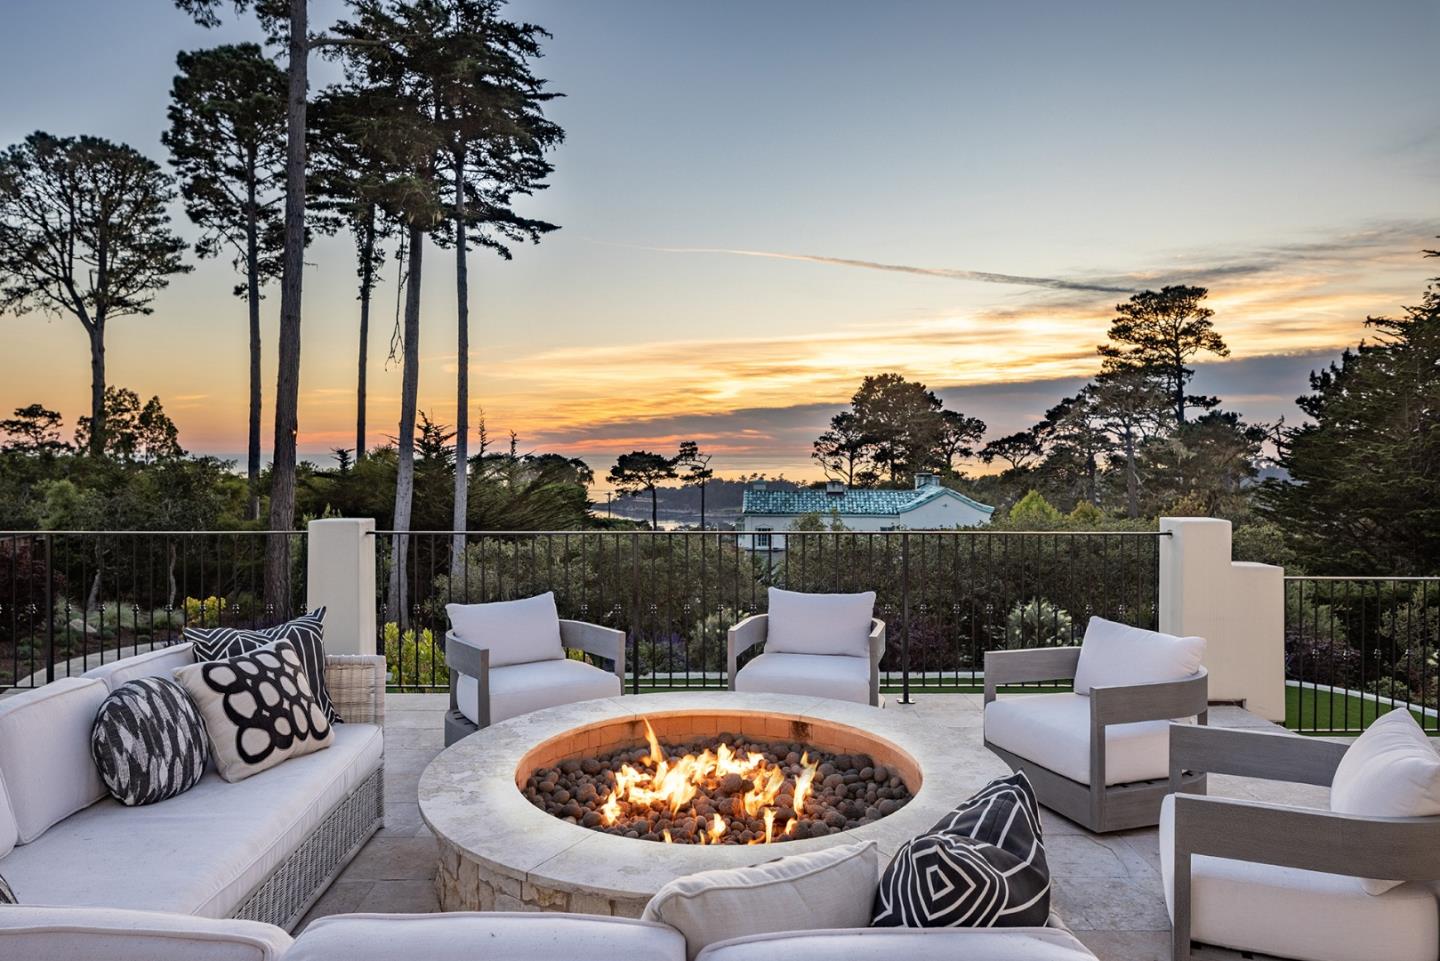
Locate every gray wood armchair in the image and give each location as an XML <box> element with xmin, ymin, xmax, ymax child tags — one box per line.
<box><xmin>727</xmin><ymin>614</ymin><xmax>886</xmax><ymax>707</ymax></box>
<box><xmin>444</xmin><ymin>618</ymin><xmax>625</xmax><ymax>745</ymax></box>
<box><xmin>1167</xmin><ymin>724</ymin><xmax>1440</xmax><ymax>961</ymax></box>
<box><xmin>983</xmin><ymin>646</ymin><xmax>1208</xmax><ymax>833</ymax></box>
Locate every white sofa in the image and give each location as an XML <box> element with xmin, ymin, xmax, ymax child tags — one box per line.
<box><xmin>0</xmin><ymin>642</ymin><xmax>386</xmax><ymax>931</ymax></box>
<box><xmin>0</xmin><ymin>907</ymin><xmax>1102</xmax><ymax>961</ymax></box>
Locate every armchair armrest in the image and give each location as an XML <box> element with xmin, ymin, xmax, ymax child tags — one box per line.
<box><xmin>867</xmin><ymin>618</ymin><xmax>886</xmax><ymax>707</ymax></box>
<box><xmin>983</xmin><ymin>646</ymin><xmax>1081</xmax><ymax>704</ymax></box>
<box><xmin>727</xmin><ymin>614</ymin><xmax>768</xmax><ymax>691</ymax></box>
<box><xmin>560</xmin><ymin>619</ymin><xmax>627</xmax><ymax>682</ymax></box>
<box><xmin>1168</xmin><ymin>723</ymin><xmax>1347</xmax><ymax>791</ymax></box>
<box><xmin>444</xmin><ymin>630</ymin><xmax>491</xmax><ymax>728</ymax></box>
<box><xmin>1090</xmin><ymin>669</ymin><xmax>1209</xmax><ymax>727</ymax></box>
<box><xmin>324</xmin><ymin>654</ymin><xmax>387</xmax><ymax>726</ymax></box>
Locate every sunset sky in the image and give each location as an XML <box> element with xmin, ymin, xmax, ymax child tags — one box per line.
<box><xmin>1</xmin><ymin>0</ymin><xmax>1436</xmax><ymax>481</ymax></box>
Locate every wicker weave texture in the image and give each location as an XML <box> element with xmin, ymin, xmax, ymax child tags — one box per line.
<box><xmin>326</xmin><ymin>655</ymin><xmax>387</xmax><ymax>725</ymax></box>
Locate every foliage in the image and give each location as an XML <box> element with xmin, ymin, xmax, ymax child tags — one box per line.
<box><xmin>0</xmin><ymin>405</ymin><xmax>69</xmax><ymax>456</ymax></box>
<box><xmin>995</xmin><ymin>597</ymin><xmax>1073</xmax><ymax>649</ymax></box>
<box><xmin>1097</xmin><ymin>285</ymin><xmax>1229</xmax><ymax>423</ymax></box>
<box><xmin>607</xmin><ymin>451</ymin><xmax>679</xmax><ymax>529</ymax></box>
<box><xmin>74</xmin><ymin>388</ymin><xmax>185</xmax><ymax>463</ymax></box>
<box><xmin>382</xmin><ymin>621</ymin><xmax>446</xmax><ymax>689</ymax></box>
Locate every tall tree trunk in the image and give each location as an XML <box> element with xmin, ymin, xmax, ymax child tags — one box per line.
<box><xmin>389</xmin><ymin>225</ymin><xmax>424</xmax><ymax>629</ymax></box>
<box><xmin>450</xmin><ymin>152</ymin><xmax>469</xmax><ymax>581</ymax></box>
<box><xmin>87</xmin><ymin>325</ymin><xmax>106</xmax><ymax>456</ymax></box>
<box><xmin>264</xmin><ymin>0</ymin><xmax>309</xmax><ymax>620</ymax></box>
<box><xmin>355</xmin><ymin>208</ymin><xmax>375</xmax><ymax>461</ymax></box>
<box><xmin>245</xmin><ymin>180</ymin><xmax>263</xmax><ymax>521</ymax></box>
<box><xmin>1086</xmin><ymin>453</ymin><xmax>1097</xmax><ymax>506</ymax></box>
<box><xmin>650</xmin><ymin>487</ymin><xmax>658</xmax><ymax>530</ymax></box>
<box><xmin>1124</xmin><ymin>428</ymin><xmax>1138</xmax><ymax>519</ymax></box>
<box><xmin>699</xmin><ymin>482</ymin><xmax>706</xmax><ymax>531</ymax></box>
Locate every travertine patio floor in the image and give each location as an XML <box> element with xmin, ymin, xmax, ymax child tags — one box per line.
<box><xmin>302</xmin><ymin>692</ymin><xmax>1329</xmax><ymax>961</ymax></box>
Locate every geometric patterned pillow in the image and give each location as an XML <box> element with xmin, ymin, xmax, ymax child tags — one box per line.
<box><xmin>172</xmin><ymin>638</ymin><xmax>334</xmax><ymax>783</ymax></box>
<box><xmin>872</xmin><ymin>772</ymin><xmax>1050</xmax><ymax>928</ymax></box>
<box><xmin>0</xmin><ymin>872</ymin><xmax>14</xmax><ymax>904</ymax></box>
<box><xmin>90</xmin><ymin>677</ymin><xmax>210</xmax><ymax>806</ymax></box>
<box><xmin>186</xmin><ymin>608</ymin><xmax>340</xmax><ymax>723</ymax></box>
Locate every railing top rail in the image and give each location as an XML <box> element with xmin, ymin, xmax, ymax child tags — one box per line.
<box><xmin>368</xmin><ymin>528</ymin><xmax>1171</xmax><ymax>537</ymax></box>
<box><xmin>1285</xmin><ymin>575</ymin><xmax>1439</xmax><ymax>582</ymax></box>
<box><xmin>0</xmin><ymin>529</ymin><xmax>306</xmax><ymax>536</ymax></box>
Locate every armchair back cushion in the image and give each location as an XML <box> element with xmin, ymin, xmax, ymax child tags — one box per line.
<box><xmin>0</xmin><ymin>677</ymin><xmax>108</xmax><ymax>844</ymax></box>
<box><xmin>446</xmin><ymin>592</ymin><xmax>564</xmax><ymax>668</ymax></box>
<box><xmin>1071</xmin><ymin>617</ymin><xmax>1204</xmax><ymax>695</ymax></box>
<box><xmin>0</xmin><ymin>768</ymin><xmax>16</xmax><ymax>858</ymax></box>
<box><xmin>1330</xmin><ymin>708</ymin><xmax>1440</xmax><ymax>894</ymax></box>
<box><xmin>286</xmin><ymin>913</ymin><xmax>684</xmax><ymax>961</ymax></box>
<box><xmin>0</xmin><ymin>905</ymin><xmax>292</xmax><ymax>961</ymax></box>
<box><xmin>82</xmin><ymin>642</ymin><xmax>196</xmax><ymax>692</ymax></box>
<box><xmin>765</xmin><ymin>588</ymin><xmax>876</xmax><ymax>658</ymax></box>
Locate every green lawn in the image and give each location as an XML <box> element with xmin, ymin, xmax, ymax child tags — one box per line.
<box><xmin>1285</xmin><ymin>684</ymin><xmax>1433</xmax><ymax>734</ymax></box>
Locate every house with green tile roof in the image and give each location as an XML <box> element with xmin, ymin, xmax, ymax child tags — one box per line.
<box><xmin>737</xmin><ymin>474</ymin><xmax>994</xmax><ymax>550</ymax></box>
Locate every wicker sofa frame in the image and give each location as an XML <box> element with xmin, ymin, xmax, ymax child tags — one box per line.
<box><xmin>983</xmin><ymin>646</ymin><xmax>1208</xmax><ymax>833</ymax></box>
<box><xmin>231</xmin><ymin>654</ymin><xmax>387</xmax><ymax>931</ymax></box>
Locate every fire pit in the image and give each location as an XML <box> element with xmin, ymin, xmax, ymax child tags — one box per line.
<box><xmin>524</xmin><ymin>717</ymin><xmax>914</xmax><ymax>845</ymax></box>
<box><xmin>419</xmin><ymin>692</ymin><xmax>1010</xmax><ymax>917</ymax></box>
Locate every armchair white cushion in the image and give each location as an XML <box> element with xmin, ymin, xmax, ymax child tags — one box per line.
<box><xmin>455</xmin><ymin>658</ymin><xmax>621</xmax><ymax>727</ymax></box>
<box><xmin>1329</xmin><ymin>709</ymin><xmax>1440</xmax><ymax>894</ymax></box>
<box><xmin>696</xmin><ymin>928</ymin><xmax>1098</xmax><ymax>961</ymax></box>
<box><xmin>983</xmin><ymin>693</ymin><xmax>1176</xmax><ymax>786</ymax></box>
<box><xmin>1159</xmin><ymin>794</ymin><xmax>1439</xmax><ymax>961</ymax></box>
<box><xmin>733</xmin><ymin>653</ymin><xmax>870</xmax><ymax>705</ymax></box>
<box><xmin>445</xmin><ymin>592</ymin><xmax>564</xmax><ymax>668</ymax></box>
<box><xmin>1071</xmin><ymin>617</ymin><xmax>1204</xmax><ymax>695</ymax></box>
<box><xmin>0</xmin><ymin>676</ymin><xmax>108</xmax><ymax>844</ymax></box>
<box><xmin>0</xmin><ymin>905</ymin><xmax>292</xmax><ymax>961</ymax></box>
<box><xmin>766</xmin><ymin>588</ymin><xmax>875</xmax><ymax>658</ymax></box>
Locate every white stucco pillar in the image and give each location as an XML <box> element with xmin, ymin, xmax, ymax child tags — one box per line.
<box><xmin>306</xmin><ymin>518</ymin><xmax>376</xmax><ymax>656</ymax></box>
<box><xmin>1159</xmin><ymin>517</ymin><xmax>1286</xmax><ymax>721</ymax></box>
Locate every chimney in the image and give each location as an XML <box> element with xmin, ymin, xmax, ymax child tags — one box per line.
<box><xmin>825</xmin><ymin>480</ymin><xmax>846</xmax><ymax>497</ymax></box>
<box><xmin>914</xmin><ymin>473</ymin><xmax>938</xmax><ymax>490</ymax></box>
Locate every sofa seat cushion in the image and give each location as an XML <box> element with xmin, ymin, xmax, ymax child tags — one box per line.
<box><xmin>0</xmin><ymin>722</ymin><xmax>381</xmax><ymax>918</ymax></box>
<box><xmin>0</xmin><ymin>676</ymin><xmax>109</xmax><ymax>844</ymax></box>
<box><xmin>984</xmin><ymin>693</ymin><xmax>1177</xmax><ymax>786</ymax></box>
<box><xmin>456</xmin><ymin>658</ymin><xmax>621</xmax><ymax>727</ymax></box>
<box><xmin>695</xmin><ymin>927</ymin><xmax>1097</xmax><ymax>961</ymax></box>
<box><xmin>734</xmin><ymin>652</ymin><xmax>869</xmax><ymax>705</ymax></box>
<box><xmin>82</xmin><ymin>643</ymin><xmax>196</xmax><ymax>692</ymax></box>
<box><xmin>285</xmin><ymin>912</ymin><xmax>685</xmax><ymax>961</ymax></box>
<box><xmin>0</xmin><ymin>905</ymin><xmax>292</xmax><ymax>961</ymax></box>
<box><xmin>765</xmin><ymin>588</ymin><xmax>876</xmax><ymax>658</ymax></box>
<box><xmin>1159</xmin><ymin>795</ymin><xmax>1439</xmax><ymax>961</ymax></box>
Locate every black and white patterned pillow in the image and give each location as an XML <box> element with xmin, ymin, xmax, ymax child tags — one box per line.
<box><xmin>0</xmin><ymin>873</ymin><xmax>15</xmax><ymax>905</ymax></box>
<box><xmin>186</xmin><ymin>608</ymin><xmax>340</xmax><ymax>723</ymax></box>
<box><xmin>90</xmin><ymin>677</ymin><xmax>210</xmax><ymax>806</ymax></box>
<box><xmin>872</xmin><ymin>772</ymin><xmax>1050</xmax><ymax>928</ymax></box>
<box><xmin>173</xmin><ymin>638</ymin><xmax>334</xmax><ymax>783</ymax></box>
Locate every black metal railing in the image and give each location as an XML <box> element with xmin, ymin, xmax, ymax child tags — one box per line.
<box><xmin>0</xmin><ymin>530</ymin><xmax>307</xmax><ymax>691</ymax></box>
<box><xmin>375</xmin><ymin>529</ymin><xmax>1165</xmax><ymax>696</ymax></box>
<box><xmin>1285</xmin><ymin>575</ymin><xmax>1440</xmax><ymax>734</ymax></box>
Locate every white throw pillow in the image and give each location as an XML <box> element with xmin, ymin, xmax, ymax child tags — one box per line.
<box><xmin>1331</xmin><ymin>709</ymin><xmax>1440</xmax><ymax>895</ymax></box>
<box><xmin>0</xmin><ymin>677</ymin><xmax>108</xmax><ymax>843</ymax></box>
<box><xmin>446</xmin><ymin>593</ymin><xmax>565</xmax><ymax>668</ymax></box>
<box><xmin>643</xmin><ymin>841</ymin><xmax>879</xmax><ymax>961</ymax></box>
<box><xmin>765</xmin><ymin>588</ymin><xmax>875</xmax><ymax>658</ymax></box>
<box><xmin>1071</xmin><ymin>617</ymin><xmax>1204</xmax><ymax>695</ymax></box>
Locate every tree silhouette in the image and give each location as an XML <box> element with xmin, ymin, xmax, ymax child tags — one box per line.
<box><xmin>812</xmin><ymin>411</ymin><xmax>869</xmax><ymax>486</ymax></box>
<box><xmin>0</xmin><ymin>133</ymin><xmax>189</xmax><ymax>455</ymax></box>
<box><xmin>677</xmin><ymin>440</ymin><xmax>714</xmax><ymax>529</ymax></box>
<box><xmin>164</xmin><ymin>43</ymin><xmax>287</xmax><ymax>517</ymax></box>
<box><xmin>0</xmin><ymin>404</ymin><xmax>69</xmax><ymax>456</ymax></box>
<box><xmin>980</xmin><ymin>430</ymin><xmax>1043</xmax><ymax>471</ymax></box>
<box><xmin>1098</xmin><ymin>285</ymin><xmax>1228</xmax><ymax>424</ymax></box>
<box><xmin>608</xmin><ymin>451</ymin><xmax>678</xmax><ymax>529</ymax></box>
<box><xmin>934</xmin><ymin>409</ymin><xmax>987</xmax><ymax>474</ymax></box>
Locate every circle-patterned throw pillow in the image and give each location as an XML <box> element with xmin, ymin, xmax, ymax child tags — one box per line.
<box><xmin>90</xmin><ymin>677</ymin><xmax>210</xmax><ymax>806</ymax></box>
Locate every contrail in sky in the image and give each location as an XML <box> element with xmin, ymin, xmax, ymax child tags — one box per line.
<box><xmin>643</xmin><ymin>245</ymin><xmax>1136</xmax><ymax>294</ymax></box>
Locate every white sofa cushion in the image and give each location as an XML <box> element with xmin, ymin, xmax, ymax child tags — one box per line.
<box><xmin>696</xmin><ymin>927</ymin><xmax>1098</xmax><ymax>961</ymax></box>
<box><xmin>765</xmin><ymin>588</ymin><xmax>875</xmax><ymax>658</ymax></box>
<box><xmin>82</xmin><ymin>643</ymin><xmax>196</xmax><ymax>691</ymax></box>
<box><xmin>984</xmin><ymin>692</ymin><xmax>1177</xmax><ymax>786</ymax></box>
<box><xmin>0</xmin><ymin>767</ymin><xmax>17</xmax><ymax>858</ymax></box>
<box><xmin>0</xmin><ymin>905</ymin><xmax>292</xmax><ymax>961</ymax></box>
<box><xmin>1159</xmin><ymin>795</ymin><xmax>1438</xmax><ymax>961</ymax></box>
<box><xmin>644</xmin><ymin>840</ymin><xmax>879</xmax><ymax>961</ymax></box>
<box><xmin>286</xmin><ymin>912</ymin><xmax>685</xmax><ymax>961</ymax></box>
<box><xmin>446</xmin><ymin>592</ymin><xmax>565</xmax><ymax>668</ymax></box>
<box><xmin>0</xmin><ymin>676</ymin><xmax>108</xmax><ymax>843</ymax></box>
<box><xmin>456</xmin><ymin>657</ymin><xmax>621</xmax><ymax>727</ymax></box>
<box><xmin>1071</xmin><ymin>617</ymin><xmax>1204</xmax><ymax>695</ymax></box>
<box><xmin>0</xmin><ymin>722</ymin><xmax>382</xmax><ymax>917</ymax></box>
<box><xmin>1330</xmin><ymin>709</ymin><xmax>1440</xmax><ymax>894</ymax></box>
<box><xmin>734</xmin><ymin>652</ymin><xmax>870</xmax><ymax>705</ymax></box>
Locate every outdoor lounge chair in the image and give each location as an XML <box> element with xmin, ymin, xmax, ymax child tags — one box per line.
<box><xmin>982</xmin><ymin>617</ymin><xmax>1209</xmax><ymax>832</ymax></box>
<box><xmin>728</xmin><ymin>588</ymin><xmax>885</xmax><ymax>707</ymax></box>
<box><xmin>443</xmin><ymin>591</ymin><xmax>625</xmax><ymax>744</ymax></box>
<box><xmin>1164</xmin><ymin>712</ymin><xmax>1440</xmax><ymax>961</ymax></box>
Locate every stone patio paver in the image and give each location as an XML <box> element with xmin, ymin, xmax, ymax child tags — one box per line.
<box><xmin>299</xmin><ymin>691</ymin><xmax>1316</xmax><ymax>961</ymax></box>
